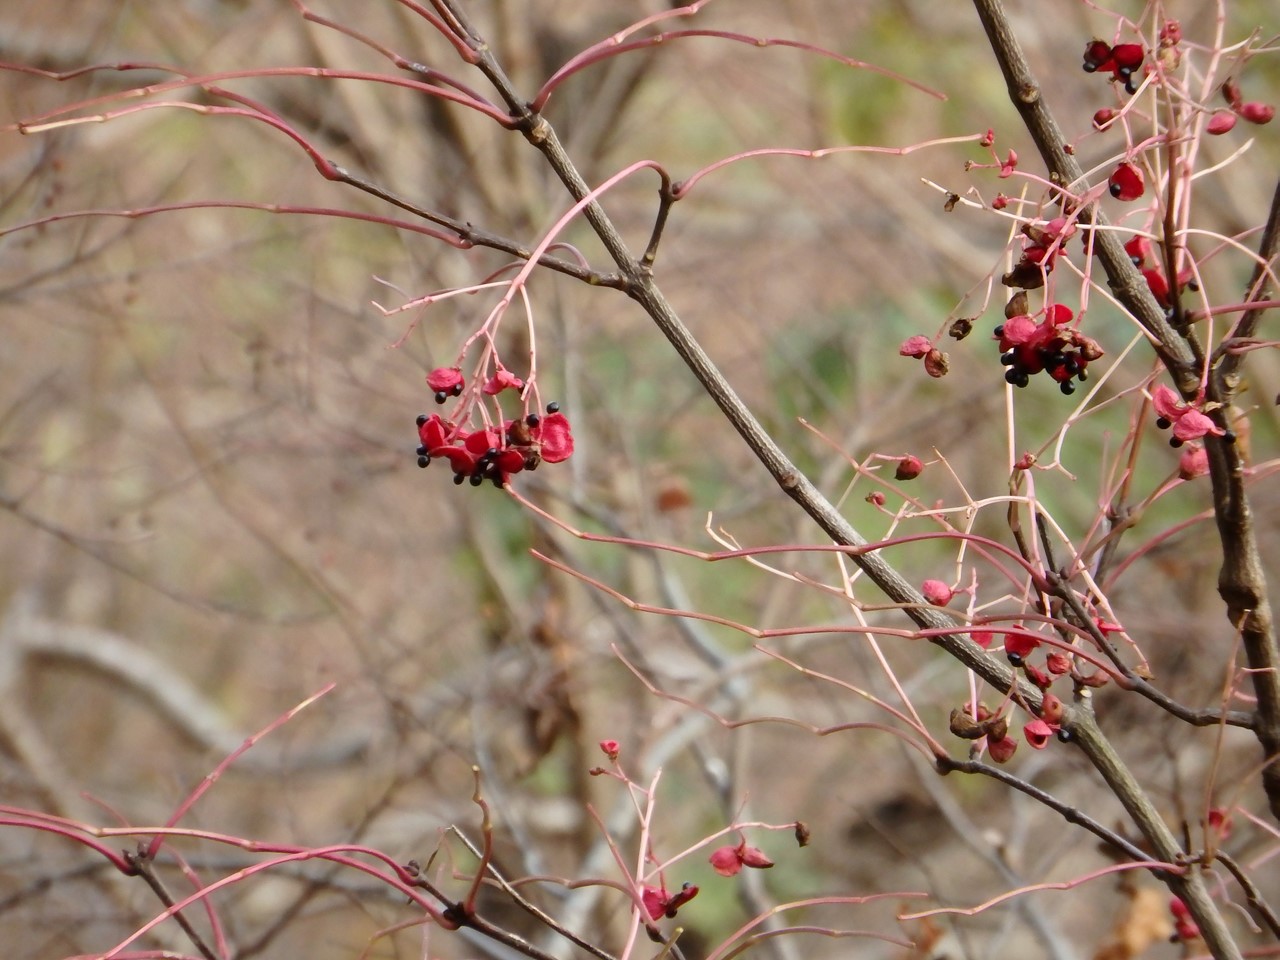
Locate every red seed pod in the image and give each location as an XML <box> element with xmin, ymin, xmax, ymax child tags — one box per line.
<box><xmin>1082</xmin><ymin>39</ymin><xmax>1113</xmax><ymax>73</ymax></box>
<box><xmin>1206</xmin><ymin>111</ymin><xmax>1237</xmax><ymax>135</ymax></box>
<box><xmin>1040</xmin><ymin>693</ymin><xmax>1065</xmax><ymax>725</ymax></box>
<box><xmin>899</xmin><ymin>335</ymin><xmax>932</xmax><ymax>358</ymax></box>
<box><xmin>895</xmin><ymin>454</ymin><xmax>924</xmax><ymax>481</ymax></box>
<box><xmin>1093</xmin><ymin>108</ymin><xmax>1117</xmax><ymax>130</ymax></box>
<box><xmin>987</xmin><ymin>735</ymin><xmax>1018</xmax><ymax>763</ymax></box>
<box><xmin>1222</xmin><ymin>78</ymin><xmax>1243</xmax><ymax>108</ymax></box>
<box><xmin>1159</xmin><ymin>20</ymin><xmax>1182</xmax><ymax>46</ymax></box>
<box><xmin>1108</xmin><ymin>162</ymin><xmax>1145</xmax><ymax>201</ymax></box>
<box><xmin>1046</xmin><ymin>652</ymin><xmax>1072</xmax><ymax>674</ymax></box>
<box><xmin>1238</xmin><ymin>101</ymin><xmax>1275</xmax><ymax>125</ymax></box>
<box><xmin>1110</xmin><ymin>44</ymin><xmax>1145</xmax><ymax>74</ymax></box>
<box><xmin>923</xmin><ymin>348</ymin><xmax>950</xmax><ymax>378</ymax></box>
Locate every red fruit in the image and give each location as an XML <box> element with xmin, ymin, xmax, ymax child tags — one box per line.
<box><xmin>709</xmin><ymin>846</ymin><xmax>743</xmax><ymax>877</ymax></box>
<box><xmin>426</xmin><ymin>366</ymin><xmax>464</xmax><ymax>394</ymax></box>
<box><xmin>1142</xmin><ymin>268</ymin><xmax>1170</xmax><ymax>306</ymax></box>
<box><xmin>1108</xmin><ymin>162</ymin><xmax>1144</xmax><ymax>201</ymax></box>
<box><xmin>921</xmin><ymin>579</ymin><xmax>954</xmax><ymax>606</ymax></box>
<box><xmin>481</xmin><ymin>368</ymin><xmax>524</xmax><ymax>395</ymax></box>
<box><xmin>895</xmin><ymin>454</ymin><xmax>923</xmax><ymax>481</ymax></box>
<box><xmin>1092</xmin><ymin>108</ymin><xmax>1117</xmax><ymax>130</ymax></box>
<box><xmin>899</xmin><ymin>335</ymin><xmax>932</xmax><ymax>358</ymax></box>
<box><xmin>1238</xmin><ymin>101</ymin><xmax>1275</xmax><ymax>125</ymax></box>
<box><xmin>987</xmin><ymin>735</ymin><xmax>1017</xmax><ymax>763</ymax></box>
<box><xmin>1005</xmin><ymin>632</ymin><xmax>1041</xmax><ymax>660</ymax></box>
<box><xmin>1023</xmin><ymin>718</ymin><xmax>1056</xmax><ymax>749</ymax></box>
<box><xmin>1222</xmin><ymin>78</ymin><xmax>1242</xmax><ymax>108</ymax></box>
<box><xmin>536</xmin><ymin>412</ymin><xmax>574</xmax><ymax>463</ymax></box>
<box><xmin>1110</xmin><ymin>44</ymin><xmax>1145</xmax><ymax>74</ymax></box>
<box><xmin>1082</xmin><ymin>40</ymin><xmax>1113</xmax><ymax>73</ymax></box>
<box><xmin>1040</xmin><ymin>693</ymin><xmax>1065</xmax><ymax>725</ymax></box>
<box><xmin>1206</xmin><ymin>111</ymin><xmax>1237</xmax><ymax>135</ymax></box>
<box><xmin>1124</xmin><ymin>235</ymin><xmax>1153</xmax><ymax>266</ymax></box>
<box><xmin>1178</xmin><ymin>445</ymin><xmax>1209</xmax><ymax>480</ymax></box>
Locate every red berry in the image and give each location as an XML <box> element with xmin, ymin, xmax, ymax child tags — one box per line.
<box><xmin>1238</xmin><ymin>101</ymin><xmax>1275</xmax><ymax>125</ymax></box>
<box><xmin>1108</xmin><ymin>162</ymin><xmax>1144</xmax><ymax>201</ymax></box>
<box><xmin>1206</xmin><ymin>111</ymin><xmax>1237</xmax><ymax>135</ymax></box>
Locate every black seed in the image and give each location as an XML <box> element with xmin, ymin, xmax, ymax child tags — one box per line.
<box><xmin>1156</xmin><ymin>417</ymin><xmax>1171</xmax><ymax>430</ymax></box>
<box><xmin>416</xmin><ymin>445</ymin><xmax>429</xmax><ymax>456</ymax></box>
<box><xmin>453</xmin><ymin>473</ymin><xmax>466</xmax><ymax>485</ymax></box>
<box><xmin>1083</xmin><ymin>62</ymin><xmax>1098</xmax><ymax>73</ymax></box>
<box><xmin>1125</xmin><ymin>76</ymin><xmax>1138</xmax><ymax>94</ymax></box>
<box><xmin>469</xmin><ymin>472</ymin><xmax>485</xmax><ymax>486</ymax></box>
<box><xmin>1170</xmin><ymin>437</ymin><xmax>1184</xmax><ymax>448</ymax></box>
<box><xmin>416</xmin><ymin>414</ymin><xmax>428</xmax><ymax>427</ymax></box>
<box><xmin>525</xmin><ymin>413</ymin><xmax>540</xmax><ymax>427</ymax></box>
<box><xmin>417</xmin><ymin>455</ymin><xmax>431</xmax><ymax>469</ymax></box>
<box><xmin>545</xmin><ymin>401</ymin><xmax>560</xmax><ymax>414</ymax></box>
<box><xmin>1015</xmin><ymin>373</ymin><xmax>1030</xmax><ymax>388</ymax></box>
<box><xmin>1000</xmin><ymin>352</ymin><xmax>1016</xmax><ymax>367</ymax></box>
<box><xmin>1060</xmin><ymin>380</ymin><xmax>1076</xmax><ymax>396</ymax></box>
<box><xmin>994</xmin><ymin>324</ymin><xmax>1005</xmax><ymax>338</ymax></box>
<box><xmin>1007</xmin><ymin>652</ymin><xmax>1024</xmax><ymax>667</ymax></box>
<box><xmin>1056</xmin><ymin>727</ymin><xmax>1073</xmax><ymax>743</ymax></box>
<box><xmin>434</xmin><ymin>390</ymin><xmax>448</xmax><ymax>404</ymax></box>
<box><xmin>451</xmin><ymin>383</ymin><xmax>463</xmax><ymax>397</ymax></box>
<box><xmin>1005</xmin><ymin>368</ymin><xmax>1021</xmax><ymax>384</ymax></box>
<box><xmin>1078</xmin><ymin>368</ymin><xmax>1088</xmax><ymax>381</ymax></box>
<box><xmin>1109</xmin><ymin>181</ymin><xmax>1124</xmax><ymax>198</ymax></box>
<box><xmin>491</xmin><ymin>474</ymin><xmax>505</xmax><ymax>488</ymax></box>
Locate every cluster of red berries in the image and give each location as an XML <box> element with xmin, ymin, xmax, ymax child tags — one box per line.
<box><xmin>994</xmin><ymin>303</ymin><xmax>1103</xmax><ymax>395</ymax></box>
<box><xmin>414</xmin><ymin>367</ymin><xmax>574</xmax><ymax>488</ymax></box>
<box><xmin>1082</xmin><ymin>39</ymin><xmax>1145</xmax><ymax>93</ymax></box>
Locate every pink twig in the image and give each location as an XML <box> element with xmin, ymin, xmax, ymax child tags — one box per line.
<box><xmin>103</xmin><ymin>843</ymin><xmax>447</xmax><ymax>959</ymax></box>
<box><xmin>704</xmin><ymin>893</ymin><xmax>926</xmax><ymax>960</ymax></box>
<box><xmin>145</xmin><ymin>684</ymin><xmax>335</xmax><ymax>860</ymax></box>
<box><xmin>615</xmin><ymin>646</ymin><xmax>943</xmax><ymax>760</ymax></box>
<box><xmin>0</xmin><ymin>201</ymin><xmax>471</xmax><ymax>249</ymax></box>
<box><xmin>674</xmin><ymin>135</ymin><xmax>986</xmax><ymax>197</ymax></box>
<box><xmin>508</xmin><ymin>485</ymin><xmax>1044</xmax><ymax>580</ymax></box>
<box><xmin>0</xmin><ymin>815</ymin><xmax>135</xmax><ymax>874</ymax></box>
<box><xmin>534</xmin><ymin>29</ymin><xmax>945</xmax><ymax>112</ymax></box>
<box><xmin>289</xmin><ymin>0</ymin><xmax>490</xmax><ymax>96</ymax></box>
<box><xmin>898</xmin><ymin>860</ymin><xmax>1185</xmax><ymax>921</ymax></box>
<box><xmin>6</xmin><ymin>65</ymin><xmax>513</xmax><ymax>129</ymax></box>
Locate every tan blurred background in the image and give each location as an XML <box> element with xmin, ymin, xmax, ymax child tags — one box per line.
<box><xmin>1</xmin><ymin>2</ymin><xmax>1278</xmax><ymax>959</ymax></box>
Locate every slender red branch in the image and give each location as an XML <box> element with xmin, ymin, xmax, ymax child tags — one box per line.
<box><xmin>534</xmin><ymin>30</ymin><xmax>945</xmax><ymax>112</ymax></box>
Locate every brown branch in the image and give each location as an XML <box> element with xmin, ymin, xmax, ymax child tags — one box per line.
<box><xmin>1205</xmin><ymin>179</ymin><xmax>1280</xmax><ymax>824</ymax></box>
<box><xmin>125</xmin><ymin>848</ymin><xmax>219</xmax><ymax>960</ymax></box>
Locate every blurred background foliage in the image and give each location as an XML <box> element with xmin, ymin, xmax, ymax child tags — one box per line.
<box><xmin>1</xmin><ymin>2</ymin><xmax>1278</xmax><ymax>959</ymax></box>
